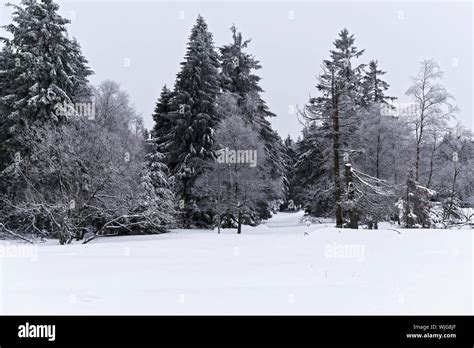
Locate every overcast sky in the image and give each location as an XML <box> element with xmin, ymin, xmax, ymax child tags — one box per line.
<box><xmin>1</xmin><ymin>0</ymin><xmax>472</xmax><ymax>139</ymax></box>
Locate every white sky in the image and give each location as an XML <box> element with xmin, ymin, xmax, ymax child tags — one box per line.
<box><xmin>1</xmin><ymin>0</ymin><xmax>472</xmax><ymax>139</ymax></box>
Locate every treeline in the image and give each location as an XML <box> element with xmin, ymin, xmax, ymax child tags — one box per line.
<box><xmin>0</xmin><ymin>1</ymin><xmax>472</xmax><ymax>244</ymax></box>
<box><xmin>287</xmin><ymin>29</ymin><xmax>473</xmax><ymax>228</ymax></box>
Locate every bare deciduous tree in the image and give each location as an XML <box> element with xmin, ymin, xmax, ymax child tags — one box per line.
<box><xmin>406</xmin><ymin>59</ymin><xmax>457</xmax><ymax>181</ymax></box>
<box><xmin>195</xmin><ymin>95</ymin><xmax>277</xmax><ymax>234</ymax></box>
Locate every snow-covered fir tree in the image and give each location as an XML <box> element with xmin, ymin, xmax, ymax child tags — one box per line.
<box><xmin>165</xmin><ymin>15</ymin><xmax>221</xmax><ymax>227</ymax></box>
<box><xmin>151</xmin><ymin>85</ymin><xmax>175</xmax><ymax>155</ymax></box>
<box><xmin>292</xmin><ymin>123</ymin><xmax>334</xmax><ymax>216</ymax></box>
<box><xmin>301</xmin><ymin>28</ymin><xmax>365</xmax><ymax>227</ymax></box>
<box><xmin>361</xmin><ymin>60</ymin><xmax>396</xmax><ymax>106</ymax></box>
<box><xmin>0</xmin><ymin>0</ymin><xmax>94</xmax><ymax>241</ymax></box>
<box><xmin>0</xmin><ymin>45</ymin><xmax>17</xmax><ymax>171</ymax></box>
<box><xmin>0</xmin><ymin>0</ymin><xmax>93</xmax><ymax>169</ymax></box>
<box><xmin>136</xmin><ymin>144</ymin><xmax>176</xmax><ymax>233</ymax></box>
<box><xmin>282</xmin><ymin>135</ymin><xmax>297</xmax><ymax>208</ymax></box>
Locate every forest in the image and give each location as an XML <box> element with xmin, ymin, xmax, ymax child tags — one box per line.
<box><xmin>0</xmin><ymin>0</ymin><xmax>472</xmax><ymax>245</ymax></box>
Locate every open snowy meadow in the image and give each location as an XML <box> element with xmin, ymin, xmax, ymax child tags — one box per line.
<box><xmin>1</xmin><ymin>211</ymin><xmax>472</xmax><ymax>315</ymax></box>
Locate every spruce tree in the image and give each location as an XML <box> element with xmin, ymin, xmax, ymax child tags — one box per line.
<box><xmin>0</xmin><ymin>46</ymin><xmax>17</xmax><ymax>171</ymax></box>
<box><xmin>151</xmin><ymin>85</ymin><xmax>175</xmax><ymax>155</ymax></box>
<box><xmin>282</xmin><ymin>135</ymin><xmax>296</xmax><ymax>206</ymax></box>
<box><xmin>220</xmin><ymin>25</ymin><xmax>265</xmax><ymax>99</ymax></box>
<box><xmin>137</xmin><ymin>144</ymin><xmax>176</xmax><ymax>233</ymax></box>
<box><xmin>145</xmin><ymin>89</ymin><xmax>177</xmax><ymax>230</ymax></box>
<box><xmin>361</xmin><ymin>60</ymin><xmax>396</xmax><ymax>106</ymax></box>
<box><xmin>292</xmin><ymin>123</ymin><xmax>333</xmax><ymax>215</ymax></box>
<box><xmin>0</xmin><ymin>0</ymin><xmax>93</xmax><ymax>242</ymax></box>
<box><xmin>220</xmin><ymin>25</ymin><xmax>282</xmax><ymax>156</ymax></box>
<box><xmin>0</xmin><ymin>0</ymin><xmax>93</xmax><ymax>170</ymax></box>
<box><xmin>166</xmin><ymin>15</ymin><xmax>221</xmax><ymax>226</ymax></box>
<box><xmin>302</xmin><ymin>28</ymin><xmax>365</xmax><ymax>227</ymax></box>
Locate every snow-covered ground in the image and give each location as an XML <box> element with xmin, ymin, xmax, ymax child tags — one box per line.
<box><xmin>0</xmin><ymin>211</ymin><xmax>472</xmax><ymax>314</ymax></box>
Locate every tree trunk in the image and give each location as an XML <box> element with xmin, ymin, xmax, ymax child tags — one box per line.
<box><xmin>405</xmin><ymin>177</ymin><xmax>410</xmax><ymax>227</ymax></box>
<box><xmin>237</xmin><ymin>209</ymin><xmax>242</xmax><ymax>234</ymax></box>
<box><xmin>426</xmin><ymin>153</ymin><xmax>434</xmax><ymax>189</ymax></box>
<box><xmin>181</xmin><ymin>177</ymin><xmax>190</xmax><ymax>228</ymax></box>
<box><xmin>345</xmin><ymin>163</ymin><xmax>358</xmax><ymax>229</ymax></box>
<box><xmin>415</xmin><ymin>122</ymin><xmax>424</xmax><ymax>182</ymax></box>
<box><xmin>392</xmin><ymin>149</ymin><xmax>398</xmax><ymax>184</ymax></box>
<box><xmin>445</xmin><ymin>166</ymin><xmax>459</xmax><ymax>221</ymax></box>
<box><xmin>426</xmin><ymin>136</ymin><xmax>437</xmax><ymax>189</ymax></box>
<box><xmin>376</xmin><ymin>133</ymin><xmax>381</xmax><ymax>179</ymax></box>
<box><xmin>415</xmin><ymin>142</ymin><xmax>421</xmax><ymax>182</ymax></box>
<box><xmin>332</xmin><ymin>108</ymin><xmax>343</xmax><ymax>228</ymax></box>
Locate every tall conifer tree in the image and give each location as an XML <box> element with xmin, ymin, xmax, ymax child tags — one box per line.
<box><xmin>0</xmin><ymin>0</ymin><xmax>93</xmax><ymax>171</ymax></box>
<box><xmin>166</xmin><ymin>15</ymin><xmax>221</xmax><ymax>226</ymax></box>
<box><xmin>302</xmin><ymin>28</ymin><xmax>365</xmax><ymax>227</ymax></box>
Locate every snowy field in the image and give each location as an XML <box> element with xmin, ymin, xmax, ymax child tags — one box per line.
<box><xmin>0</xmin><ymin>211</ymin><xmax>472</xmax><ymax>315</ymax></box>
